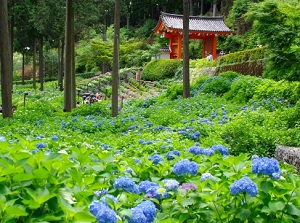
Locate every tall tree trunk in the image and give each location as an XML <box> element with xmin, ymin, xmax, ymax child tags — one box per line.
<box><xmin>183</xmin><ymin>0</ymin><xmax>190</xmax><ymax>99</ymax></box>
<box><xmin>189</xmin><ymin>0</ymin><xmax>193</xmax><ymax>15</ymax></box>
<box><xmin>112</xmin><ymin>0</ymin><xmax>121</xmax><ymax>117</ymax></box>
<box><xmin>10</xmin><ymin>0</ymin><xmax>14</xmax><ymax>64</ymax></box>
<box><xmin>39</xmin><ymin>36</ymin><xmax>44</xmax><ymax>91</ymax></box>
<box><xmin>22</xmin><ymin>52</ymin><xmax>25</xmax><ymax>84</ymax></box>
<box><xmin>102</xmin><ymin>10</ymin><xmax>107</xmax><ymax>74</ymax></box>
<box><xmin>0</xmin><ymin>0</ymin><xmax>13</xmax><ymax>118</ymax></box>
<box><xmin>213</xmin><ymin>0</ymin><xmax>217</xmax><ymax>16</ymax></box>
<box><xmin>200</xmin><ymin>0</ymin><xmax>204</xmax><ymax>15</ymax></box>
<box><xmin>33</xmin><ymin>39</ymin><xmax>37</xmax><ymax>89</ymax></box>
<box><xmin>64</xmin><ymin>0</ymin><xmax>74</xmax><ymax>112</ymax></box>
<box><xmin>59</xmin><ymin>38</ymin><xmax>64</xmax><ymax>91</ymax></box>
<box><xmin>70</xmin><ymin>1</ymin><xmax>75</xmax><ymax>108</ymax></box>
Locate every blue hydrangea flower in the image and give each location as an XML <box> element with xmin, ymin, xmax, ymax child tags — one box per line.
<box><xmin>0</xmin><ymin>136</ymin><xmax>6</xmax><ymax>142</ymax></box>
<box><xmin>36</xmin><ymin>142</ymin><xmax>47</xmax><ymax>149</ymax></box>
<box><xmin>211</xmin><ymin>145</ymin><xmax>229</xmax><ymax>156</ymax></box>
<box><xmin>230</xmin><ymin>177</ymin><xmax>258</xmax><ymax>197</ymax></box>
<box><xmin>128</xmin><ymin>200</ymin><xmax>156</xmax><ymax>223</ymax></box>
<box><xmin>148</xmin><ymin>154</ymin><xmax>163</xmax><ymax>164</ymax></box>
<box><xmin>134</xmin><ymin>158</ymin><xmax>141</xmax><ymax>163</ymax></box>
<box><xmin>100</xmin><ymin>194</ymin><xmax>118</xmax><ymax>204</ymax></box>
<box><xmin>202</xmin><ymin>148</ymin><xmax>215</xmax><ymax>156</ymax></box>
<box><xmin>200</xmin><ymin>172</ymin><xmax>214</xmax><ymax>181</ymax></box>
<box><xmin>128</xmin><ymin>125</ymin><xmax>138</xmax><ymax>130</ymax></box>
<box><xmin>36</xmin><ymin>134</ymin><xmax>45</xmax><ymax>139</ymax></box>
<box><xmin>173</xmin><ymin>159</ymin><xmax>198</xmax><ymax>176</ymax></box>
<box><xmin>89</xmin><ymin>200</ymin><xmax>117</xmax><ymax>223</ymax></box>
<box><xmin>163</xmin><ymin>179</ymin><xmax>179</xmax><ymax>191</ymax></box>
<box><xmin>188</xmin><ymin>146</ymin><xmax>204</xmax><ymax>155</ymax></box>
<box><xmin>129</xmin><ymin>207</ymin><xmax>148</xmax><ymax>223</ymax></box>
<box><xmin>113</xmin><ymin>176</ymin><xmax>139</xmax><ymax>193</ymax></box>
<box><xmin>51</xmin><ymin>135</ymin><xmax>59</xmax><ymax>141</ymax></box>
<box><xmin>165</xmin><ymin>150</ymin><xmax>180</xmax><ymax>160</ymax></box>
<box><xmin>94</xmin><ymin>189</ymin><xmax>108</xmax><ymax>197</ymax></box>
<box><xmin>146</xmin><ymin>186</ymin><xmax>168</xmax><ymax>199</ymax></box>
<box><xmin>138</xmin><ymin>181</ymin><xmax>159</xmax><ymax>194</ymax></box>
<box><xmin>188</xmin><ymin>146</ymin><xmax>214</xmax><ymax>156</ymax></box>
<box><xmin>252</xmin><ymin>156</ymin><xmax>281</xmax><ymax>177</ymax></box>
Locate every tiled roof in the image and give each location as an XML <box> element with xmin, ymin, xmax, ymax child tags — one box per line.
<box><xmin>158</xmin><ymin>12</ymin><xmax>231</xmax><ymax>33</ymax></box>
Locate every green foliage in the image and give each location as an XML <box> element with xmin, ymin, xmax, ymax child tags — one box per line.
<box><xmin>1</xmin><ymin>72</ymin><xmax>300</xmax><ymax>222</ymax></box>
<box><xmin>197</xmin><ymin>75</ymin><xmax>233</xmax><ymax>96</ymax></box>
<box><xmin>253</xmin><ymin>79</ymin><xmax>300</xmax><ymax>105</ymax></box>
<box><xmin>190</xmin><ymin>58</ymin><xmax>217</xmax><ymax>69</ymax></box>
<box><xmin>157</xmin><ymin>83</ymin><xmax>183</xmax><ymax>101</ymax></box>
<box><xmin>142</xmin><ymin>59</ymin><xmax>182</xmax><ymax>81</ymax></box>
<box><xmin>245</xmin><ymin>0</ymin><xmax>300</xmax><ymax>81</ymax></box>
<box><xmin>217</xmin><ymin>47</ymin><xmax>266</xmax><ymax>66</ymax></box>
<box><xmin>223</xmin><ymin>75</ymin><xmax>262</xmax><ymax>104</ymax></box>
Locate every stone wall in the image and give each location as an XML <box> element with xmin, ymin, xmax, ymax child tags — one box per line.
<box><xmin>276</xmin><ymin>145</ymin><xmax>300</xmax><ymax>173</ymax></box>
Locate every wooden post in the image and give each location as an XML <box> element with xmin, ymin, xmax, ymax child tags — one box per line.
<box><xmin>212</xmin><ymin>35</ymin><xmax>217</xmax><ymax>59</ymax></box>
<box><xmin>177</xmin><ymin>35</ymin><xmax>182</xmax><ymax>59</ymax></box>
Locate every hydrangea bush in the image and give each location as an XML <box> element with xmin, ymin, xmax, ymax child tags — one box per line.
<box><xmin>0</xmin><ymin>75</ymin><xmax>299</xmax><ymax>222</ymax></box>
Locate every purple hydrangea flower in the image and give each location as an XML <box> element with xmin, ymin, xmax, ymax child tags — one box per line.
<box><xmin>113</xmin><ymin>176</ymin><xmax>139</xmax><ymax>193</ymax></box>
<box><xmin>89</xmin><ymin>200</ymin><xmax>117</xmax><ymax>223</ymax></box>
<box><xmin>173</xmin><ymin>159</ymin><xmax>198</xmax><ymax>176</ymax></box>
<box><xmin>179</xmin><ymin>183</ymin><xmax>197</xmax><ymax>191</ymax></box>
<box><xmin>230</xmin><ymin>176</ymin><xmax>258</xmax><ymax>197</ymax></box>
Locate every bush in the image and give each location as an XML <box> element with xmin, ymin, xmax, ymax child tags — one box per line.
<box><xmin>198</xmin><ymin>76</ymin><xmax>233</xmax><ymax>96</ymax></box>
<box><xmin>223</xmin><ymin>75</ymin><xmax>262</xmax><ymax>104</ymax></box>
<box><xmin>142</xmin><ymin>59</ymin><xmax>182</xmax><ymax>81</ymax></box>
<box><xmin>157</xmin><ymin>84</ymin><xmax>183</xmax><ymax>101</ymax></box>
<box><xmin>253</xmin><ymin>80</ymin><xmax>300</xmax><ymax>105</ymax></box>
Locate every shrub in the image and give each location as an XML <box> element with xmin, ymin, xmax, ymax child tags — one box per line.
<box><xmin>157</xmin><ymin>84</ymin><xmax>183</xmax><ymax>101</ymax></box>
<box><xmin>223</xmin><ymin>75</ymin><xmax>263</xmax><ymax>104</ymax></box>
<box><xmin>142</xmin><ymin>59</ymin><xmax>182</xmax><ymax>81</ymax></box>
<box><xmin>198</xmin><ymin>76</ymin><xmax>233</xmax><ymax>96</ymax></box>
<box><xmin>253</xmin><ymin>80</ymin><xmax>300</xmax><ymax>105</ymax></box>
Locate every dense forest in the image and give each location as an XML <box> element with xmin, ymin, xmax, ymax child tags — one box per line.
<box><xmin>1</xmin><ymin>0</ymin><xmax>300</xmax><ymax>117</ymax></box>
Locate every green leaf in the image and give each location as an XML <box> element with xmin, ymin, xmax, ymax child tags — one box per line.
<box><xmin>13</xmin><ymin>173</ymin><xmax>34</xmax><ymax>182</ymax></box>
<box><xmin>286</xmin><ymin>204</ymin><xmax>300</xmax><ymax>216</ymax></box>
<box><xmin>74</xmin><ymin>211</ymin><xmax>96</xmax><ymax>222</ymax></box>
<box><xmin>33</xmin><ymin>168</ymin><xmax>50</xmax><ymax>180</ymax></box>
<box><xmin>268</xmin><ymin>201</ymin><xmax>285</xmax><ymax>212</ymax></box>
<box><xmin>181</xmin><ymin>198</ymin><xmax>194</xmax><ymax>207</ymax></box>
<box><xmin>5</xmin><ymin>205</ymin><xmax>28</xmax><ymax>217</ymax></box>
<box><xmin>25</xmin><ymin>187</ymin><xmax>56</xmax><ymax>205</ymax></box>
<box><xmin>260</xmin><ymin>181</ymin><xmax>273</xmax><ymax>194</ymax></box>
<box><xmin>236</xmin><ymin>208</ymin><xmax>251</xmax><ymax>221</ymax></box>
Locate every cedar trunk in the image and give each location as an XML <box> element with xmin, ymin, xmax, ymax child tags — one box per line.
<box><xmin>0</xmin><ymin>0</ymin><xmax>13</xmax><ymax>118</ymax></box>
<box><xmin>183</xmin><ymin>0</ymin><xmax>190</xmax><ymax>98</ymax></box>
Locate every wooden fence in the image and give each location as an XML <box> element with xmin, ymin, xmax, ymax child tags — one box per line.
<box><xmin>215</xmin><ymin>59</ymin><xmax>265</xmax><ymax>77</ymax></box>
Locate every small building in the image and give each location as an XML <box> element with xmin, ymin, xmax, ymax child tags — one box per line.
<box><xmin>153</xmin><ymin>12</ymin><xmax>232</xmax><ymax>60</ymax></box>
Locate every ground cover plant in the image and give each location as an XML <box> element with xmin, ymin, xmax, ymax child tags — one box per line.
<box><xmin>0</xmin><ymin>73</ymin><xmax>300</xmax><ymax>223</ymax></box>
